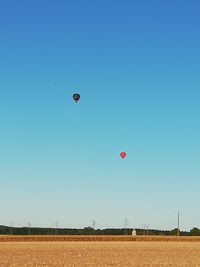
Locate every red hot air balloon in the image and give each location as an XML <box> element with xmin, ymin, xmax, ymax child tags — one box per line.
<box><xmin>120</xmin><ymin>152</ymin><xmax>126</xmax><ymax>159</ymax></box>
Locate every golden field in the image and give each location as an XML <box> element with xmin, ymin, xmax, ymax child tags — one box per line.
<box><xmin>0</xmin><ymin>237</ymin><xmax>200</xmax><ymax>266</ymax></box>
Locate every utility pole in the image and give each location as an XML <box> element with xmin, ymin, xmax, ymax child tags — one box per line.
<box><xmin>143</xmin><ymin>225</ymin><xmax>146</xmax><ymax>235</ymax></box>
<box><xmin>124</xmin><ymin>218</ymin><xmax>128</xmax><ymax>235</ymax></box>
<box><xmin>10</xmin><ymin>221</ymin><xmax>13</xmax><ymax>235</ymax></box>
<box><xmin>146</xmin><ymin>225</ymin><xmax>149</xmax><ymax>236</ymax></box>
<box><xmin>177</xmin><ymin>211</ymin><xmax>180</xmax><ymax>236</ymax></box>
<box><xmin>92</xmin><ymin>220</ymin><xmax>96</xmax><ymax>230</ymax></box>
<box><xmin>28</xmin><ymin>222</ymin><xmax>31</xmax><ymax>235</ymax></box>
<box><xmin>55</xmin><ymin>221</ymin><xmax>58</xmax><ymax>235</ymax></box>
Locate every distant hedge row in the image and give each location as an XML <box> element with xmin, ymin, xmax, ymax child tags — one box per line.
<box><xmin>0</xmin><ymin>225</ymin><xmax>198</xmax><ymax>236</ymax></box>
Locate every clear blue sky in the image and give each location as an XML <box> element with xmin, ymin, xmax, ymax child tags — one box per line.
<box><xmin>1</xmin><ymin>0</ymin><xmax>200</xmax><ymax>231</ymax></box>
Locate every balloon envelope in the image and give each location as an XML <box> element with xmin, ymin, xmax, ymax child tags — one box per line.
<box><xmin>120</xmin><ymin>152</ymin><xmax>126</xmax><ymax>159</ymax></box>
<box><xmin>73</xmin><ymin>94</ymin><xmax>80</xmax><ymax>102</ymax></box>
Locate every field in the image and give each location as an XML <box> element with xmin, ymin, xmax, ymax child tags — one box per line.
<box><xmin>1</xmin><ymin>235</ymin><xmax>200</xmax><ymax>242</ymax></box>
<box><xmin>0</xmin><ymin>236</ymin><xmax>200</xmax><ymax>266</ymax></box>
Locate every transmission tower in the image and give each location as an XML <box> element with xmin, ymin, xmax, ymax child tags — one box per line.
<box><xmin>143</xmin><ymin>225</ymin><xmax>146</xmax><ymax>235</ymax></box>
<box><xmin>124</xmin><ymin>218</ymin><xmax>128</xmax><ymax>235</ymax></box>
<box><xmin>177</xmin><ymin>211</ymin><xmax>180</xmax><ymax>236</ymax></box>
<box><xmin>92</xmin><ymin>220</ymin><xmax>96</xmax><ymax>230</ymax></box>
<box><xmin>28</xmin><ymin>222</ymin><xmax>31</xmax><ymax>235</ymax></box>
<box><xmin>10</xmin><ymin>221</ymin><xmax>13</xmax><ymax>235</ymax></box>
<box><xmin>55</xmin><ymin>221</ymin><xmax>58</xmax><ymax>235</ymax></box>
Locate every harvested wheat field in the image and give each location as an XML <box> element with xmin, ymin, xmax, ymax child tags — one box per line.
<box><xmin>1</xmin><ymin>235</ymin><xmax>200</xmax><ymax>242</ymax></box>
<box><xmin>0</xmin><ymin>241</ymin><xmax>200</xmax><ymax>267</ymax></box>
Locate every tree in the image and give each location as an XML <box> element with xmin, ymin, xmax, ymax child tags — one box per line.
<box><xmin>170</xmin><ymin>228</ymin><xmax>179</xmax><ymax>236</ymax></box>
<box><xmin>190</xmin><ymin>228</ymin><xmax>200</xmax><ymax>236</ymax></box>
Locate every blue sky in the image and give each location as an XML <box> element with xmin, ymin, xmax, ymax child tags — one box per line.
<box><xmin>1</xmin><ymin>0</ymin><xmax>200</xmax><ymax>230</ymax></box>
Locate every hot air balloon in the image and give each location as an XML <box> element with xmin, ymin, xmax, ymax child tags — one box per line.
<box><xmin>120</xmin><ymin>152</ymin><xmax>126</xmax><ymax>159</ymax></box>
<box><xmin>73</xmin><ymin>94</ymin><xmax>80</xmax><ymax>103</ymax></box>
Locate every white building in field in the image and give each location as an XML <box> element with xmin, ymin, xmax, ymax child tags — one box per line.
<box><xmin>132</xmin><ymin>229</ymin><xmax>137</xmax><ymax>236</ymax></box>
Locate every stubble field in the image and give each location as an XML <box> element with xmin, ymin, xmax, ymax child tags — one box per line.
<box><xmin>1</xmin><ymin>239</ymin><xmax>200</xmax><ymax>266</ymax></box>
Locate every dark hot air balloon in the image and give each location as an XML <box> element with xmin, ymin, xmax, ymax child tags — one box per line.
<box><xmin>120</xmin><ymin>152</ymin><xmax>126</xmax><ymax>159</ymax></box>
<box><xmin>73</xmin><ymin>94</ymin><xmax>80</xmax><ymax>103</ymax></box>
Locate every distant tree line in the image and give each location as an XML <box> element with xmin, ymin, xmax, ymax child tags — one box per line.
<box><xmin>1</xmin><ymin>225</ymin><xmax>200</xmax><ymax>236</ymax></box>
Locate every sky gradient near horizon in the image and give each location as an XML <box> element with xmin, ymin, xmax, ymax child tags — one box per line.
<box><xmin>1</xmin><ymin>0</ymin><xmax>200</xmax><ymax>230</ymax></box>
